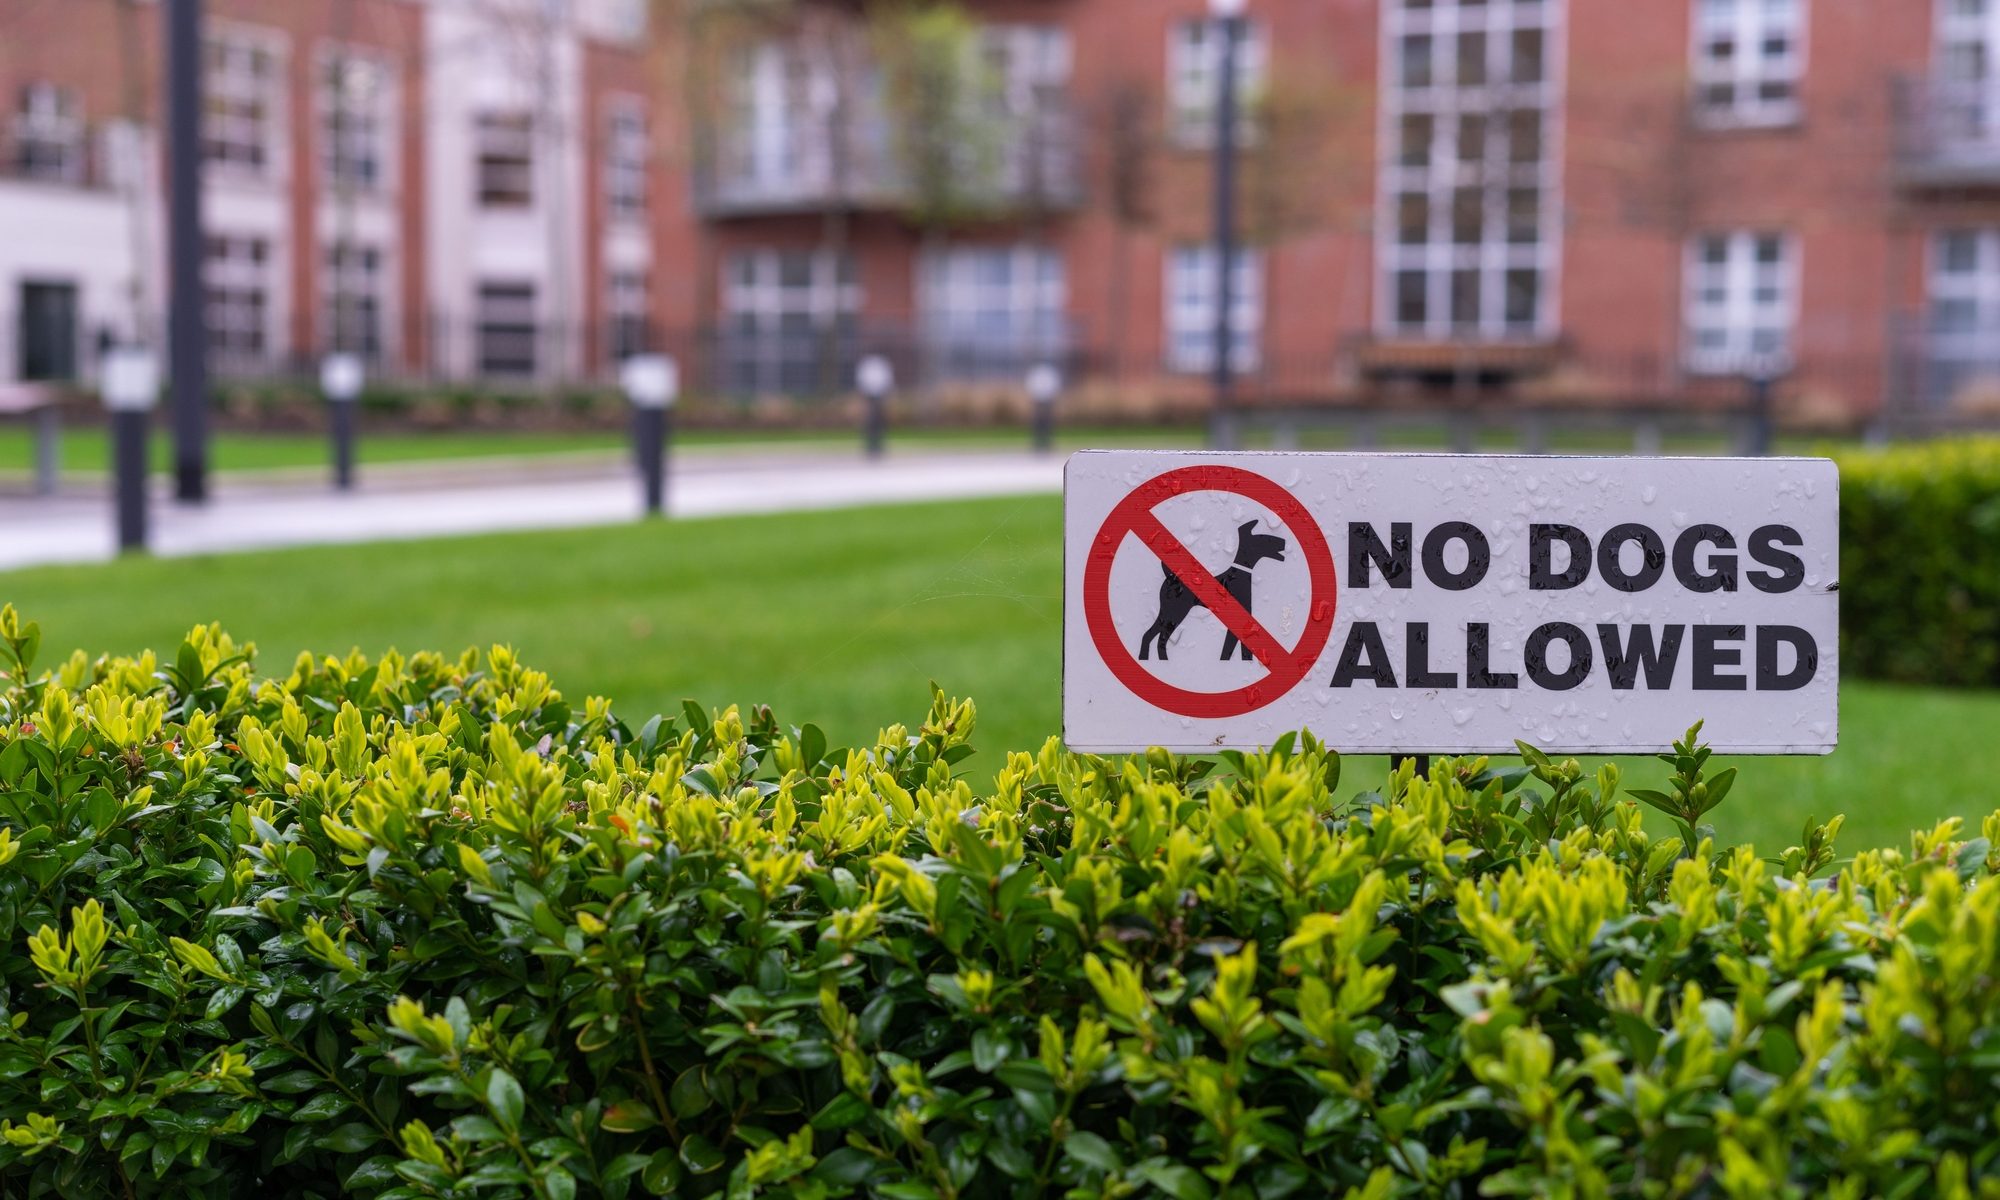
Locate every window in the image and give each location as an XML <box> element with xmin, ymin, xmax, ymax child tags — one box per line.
<box><xmin>720</xmin><ymin>43</ymin><xmax>837</xmax><ymax>201</ymax></box>
<box><xmin>321</xmin><ymin>52</ymin><xmax>390</xmax><ymax>193</ymax></box>
<box><xmin>205</xmin><ymin>32</ymin><xmax>279</xmax><ymax>174</ymax></box>
<box><xmin>919</xmin><ymin>245</ymin><xmax>1066</xmax><ymax>378</ymax></box>
<box><xmin>11</xmin><ymin>83</ymin><xmax>83</xmax><ymax>183</ymax></box>
<box><xmin>982</xmin><ymin>25</ymin><xmax>1074</xmax><ymax>195</ymax></box>
<box><xmin>1380</xmin><ymin>0</ymin><xmax>1560</xmax><ymax>340</ymax></box>
<box><xmin>606</xmin><ymin>270</ymin><xmax>650</xmax><ymax>364</ymax></box>
<box><xmin>205</xmin><ymin>234</ymin><xmax>271</xmax><ymax>372</ymax></box>
<box><xmin>476</xmin><ymin>112</ymin><xmax>535</xmax><ymax>207</ymax></box>
<box><xmin>1167</xmin><ymin>18</ymin><xmax>1268</xmax><ymax>147</ymax></box>
<box><xmin>1929</xmin><ymin>229</ymin><xmax>2000</xmax><ymax>343</ymax></box>
<box><xmin>604</xmin><ymin>102</ymin><xmax>648</xmax><ymax>222</ymax></box>
<box><xmin>1165</xmin><ymin>245</ymin><xmax>1262</xmax><ymax>374</ymax></box>
<box><xmin>719</xmin><ymin>250</ymin><xmax>860</xmax><ymax>394</ymax></box>
<box><xmin>1692</xmin><ymin>0</ymin><xmax>1805</xmax><ymax>126</ymax></box>
<box><xmin>1935</xmin><ymin>0</ymin><xmax>2000</xmax><ymax>145</ymax></box>
<box><xmin>323</xmin><ymin>242</ymin><xmax>383</xmax><ymax>362</ymax></box>
<box><xmin>1684</xmin><ymin>231</ymin><xmax>1795</xmax><ymax>373</ymax></box>
<box><xmin>477</xmin><ymin>281</ymin><xmax>538</xmax><ymax>376</ymax></box>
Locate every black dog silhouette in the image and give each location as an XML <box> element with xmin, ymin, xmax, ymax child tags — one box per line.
<box><xmin>1137</xmin><ymin>520</ymin><xmax>1288</xmax><ymax>662</ymax></box>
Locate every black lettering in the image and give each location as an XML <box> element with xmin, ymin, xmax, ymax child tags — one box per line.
<box><xmin>1349</xmin><ymin>522</ymin><xmax>1412</xmax><ymax>589</ymax></box>
<box><xmin>1693</xmin><ymin>624</ymin><xmax>1748</xmax><ymax>691</ymax></box>
<box><xmin>1406</xmin><ymin>623</ymin><xmax>1457</xmax><ymax>689</ymax></box>
<box><xmin>1421</xmin><ymin>521</ymin><xmax>1491</xmax><ymax>592</ymax></box>
<box><xmin>1673</xmin><ymin>525</ymin><xmax>1737</xmax><ymax>593</ymax></box>
<box><xmin>1597</xmin><ymin>624</ymin><xmax>1684</xmax><ymax>690</ymax></box>
<box><xmin>1530</xmin><ymin>524</ymin><xmax>1591</xmax><ymax>590</ymax></box>
<box><xmin>1756</xmin><ymin>625</ymin><xmax>1818</xmax><ymax>690</ymax></box>
<box><xmin>1597</xmin><ymin>523</ymin><xmax>1666</xmax><ymax>593</ymax></box>
<box><xmin>1746</xmin><ymin>525</ymin><xmax>1805</xmax><ymax>594</ymax></box>
<box><xmin>1467</xmin><ymin>623</ymin><xmax>1518</xmax><ymax>689</ymax></box>
<box><xmin>1329</xmin><ymin>622</ymin><xmax>1398</xmax><ymax>688</ymax></box>
<box><xmin>1524</xmin><ymin>622</ymin><xmax>1592</xmax><ymax>691</ymax></box>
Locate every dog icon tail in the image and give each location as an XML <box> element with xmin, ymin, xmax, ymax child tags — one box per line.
<box><xmin>1161</xmin><ymin>563</ymin><xmax>1175</xmax><ymax>577</ymax></box>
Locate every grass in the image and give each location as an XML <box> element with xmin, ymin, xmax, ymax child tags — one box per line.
<box><xmin>0</xmin><ymin>422</ymin><xmax>1198</xmax><ymax>479</ymax></box>
<box><xmin>0</xmin><ymin>419</ymin><xmax>1845</xmax><ymax>481</ymax></box>
<box><xmin>1</xmin><ymin>494</ymin><xmax>1988</xmax><ymax>857</ymax></box>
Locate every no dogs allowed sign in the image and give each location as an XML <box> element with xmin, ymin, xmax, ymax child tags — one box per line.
<box><xmin>1063</xmin><ymin>451</ymin><xmax>1838</xmax><ymax>755</ymax></box>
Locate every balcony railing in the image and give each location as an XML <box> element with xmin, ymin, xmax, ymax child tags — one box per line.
<box><xmin>694</xmin><ymin>103</ymin><xmax>1082</xmax><ymax>218</ymax></box>
<box><xmin>1895</xmin><ymin>76</ymin><xmax>2000</xmax><ymax>187</ymax></box>
<box><xmin>1885</xmin><ymin>311</ymin><xmax>2000</xmax><ymax>427</ymax></box>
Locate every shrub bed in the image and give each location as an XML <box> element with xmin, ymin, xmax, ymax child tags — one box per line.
<box><xmin>0</xmin><ymin>609</ymin><xmax>1996</xmax><ymax>1198</ymax></box>
<box><xmin>1837</xmin><ymin>437</ymin><xmax>2000</xmax><ymax>687</ymax></box>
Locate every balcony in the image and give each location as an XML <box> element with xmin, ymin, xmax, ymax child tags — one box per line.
<box><xmin>694</xmin><ymin>102</ymin><xmax>1082</xmax><ymax>219</ymax></box>
<box><xmin>1885</xmin><ymin>311</ymin><xmax>2000</xmax><ymax>429</ymax></box>
<box><xmin>1895</xmin><ymin>76</ymin><xmax>2000</xmax><ymax>188</ymax></box>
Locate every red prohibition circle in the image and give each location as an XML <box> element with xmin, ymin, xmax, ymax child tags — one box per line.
<box><xmin>1083</xmin><ymin>465</ymin><xmax>1339</xmax><ymax>719</ymax></box>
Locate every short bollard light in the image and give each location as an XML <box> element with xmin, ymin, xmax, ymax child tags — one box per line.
<box><xmin>621</xmin><ymin>353</ymin><xmax>679</xmax><ymax>517</ymax></box>
<box><xmin>857</xmin><ymin>354</ymin><xmax>893</xmax><ymax>459</ymax></box>
<box><xmin>320</xmin><ymin>352</ymin><xmax>364</xmax><ymax>491</ymax></box>
<box><xmin>102</xmin><ymin>347</ymin><xmax>160</xmax><ymax>554</ymax></box>
<box><xmin>1027</xmin><ymin>362</ymin><xmax>1061</xmax><ymax>454</ymax></box>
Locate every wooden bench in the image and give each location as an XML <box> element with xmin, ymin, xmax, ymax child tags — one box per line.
<box><xmin>0</xmin><ymin>383</ymin><xmax>61</xmax><ymax>495</ymax></box>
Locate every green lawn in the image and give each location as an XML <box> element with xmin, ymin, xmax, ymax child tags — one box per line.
<box><xmin>1</xmin><ymin>494</ymin><xmax>1988</xmax><ymax>857</ymax></box>
<box><xmin>0</xmin><ymin>423</ymin><xmax>1198</xmax><ymax>479</ymax></box>
<box><xmin>0</xmin><ymin>420</ymin><xmax>1845</xmax><ymax>481</ymax></box>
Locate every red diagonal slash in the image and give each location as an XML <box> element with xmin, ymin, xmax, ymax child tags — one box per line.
<box><xmin>1128</xmin><ymin>511</ymin><xmax>1293</xmax><ymax>669</ymax></box>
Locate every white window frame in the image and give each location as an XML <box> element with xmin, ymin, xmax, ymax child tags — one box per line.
<box><xmin>606</xmin><ymin>269</ymin><xmax>651</xmax><ymax>364</ymax></box>
<box><xmin>1164</xmin><ymin>244</ymin><xmax>1262</xmax><ymax>374</ymax></box>
<box><xmin>1691</xmin><ymin>0</ymin><xmax>1807</xmax><ymax>128</ymax></box>
<box><xmin>318</xmin><ymin>46</ymin><xmax>395</xmax><ymax>196</ymax></box>
<box><xmin>206</xmin><ymin>233</ymin><xmax>274</xmax><ymax>373</ymax></box>
<box><xmin>918</xmin><ymin>244</ymin><xmax>1067</xmax><ymax>376</ymax></box>
<box><xmin>719</xmin><ymin>249</ymin><xmax>860</xmax><ymax>393</ymax></box>
<box><xmin>1927</xmin><ymin>229</ymin><xmax>2000</xmax><ymax>355</ymax></box>
<box><xmin>604</xmin><ymin>97</ymin><xmax>649</xmax><ymax>224</ymax></box>
<box><xmin>1167</xmin><ymin>17</ymin><xmax>1268</xmax><ymax>149</ymax></box>
<box><xmin>1683</xmin><ymin>230</ymin><xmax>1797</xmax><ymax>375</ymax></box>
<box><xmin>476</xmin><ymin>280</ymin><xmax>540</xmax><ymax>377</ymax></box>
<box><xmin>204</xmin><ymin>26</ymin><xmax>286</xmax><ymax>180</ymax></box>
<box><xmin>1376</xmin><ymin>0</ymin><xmax>1564</xmax><ymax>342</ymax></box>
<box><xmin>475</xmin><ymin>111</ymin><xmax>536</xmax><ymax>208</ymax></box>
<box><xmin>11</xmin><ymin>82</ymin><xmax>85</xmax><ymax>184</ymax></box>
<box><xmin>322</xmin><ymin>240</ymin><xmax>386</xmax><ymax>364</ymax></box>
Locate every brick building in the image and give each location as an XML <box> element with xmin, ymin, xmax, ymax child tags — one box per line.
<box><xmin>1</xmin><ymin>0</ymin><xmax>1995</xmax><ymax>424</ymax></box>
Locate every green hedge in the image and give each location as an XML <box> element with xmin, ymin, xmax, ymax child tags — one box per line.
<box><xmin>1838</xmin><ymin>438</ymin><xmax>2000</xmax><ymax>687</ymax></box>
<box><xmin>1</xmin><ymin>609</ymin><xmax>1998</xmax><ymax>1198</ymax></box>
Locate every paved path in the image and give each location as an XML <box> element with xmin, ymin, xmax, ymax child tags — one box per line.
<box><xmin>0</xmin><ymin>449</ymin><xmax>1065</xmax><ymax>572</ymax></box>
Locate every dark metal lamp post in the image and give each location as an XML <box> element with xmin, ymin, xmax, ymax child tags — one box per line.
<box><xmin>1027</xmin><ymin>363</ymin><xmax>1061</xmax><ymax>454</ymax></box>
<box><xmin>622</xmin><ymin>354</ymin><xmax>679</xmax><ymax>516</ymax></box>
<box><xmin>320</xmin><ymin>353</ymin><xmax>363</xmax><ymax>490</ymax></box>
<box><xmin>858</xmin><ymin>354</ymin><xmax>893</xmax><ymax>458</ymax></box>
<box><xmin>1208</xmin><ymin>0</ymin><xmax>1247</xmax><ymax>451</ymax></box>
<box><xmin>102</xmin><ymin>346</ymin><xmax>159</xmax><ymax>554</ymax></box>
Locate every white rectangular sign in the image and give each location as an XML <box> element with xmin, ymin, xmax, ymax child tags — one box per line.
<box><xmin>1063</xmin><ymin>451</ymin><xmax>1838</xmax><ymax>755</ymax></box>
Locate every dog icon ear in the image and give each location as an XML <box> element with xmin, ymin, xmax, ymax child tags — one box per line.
<box><xmin>1238</xmin><ymin>520</ymin><xmax>1259</xmax><ymax>537</ymax></box>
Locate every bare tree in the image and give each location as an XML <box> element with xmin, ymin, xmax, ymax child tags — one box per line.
<box><xmin>1099</xmin><ymin>77</ymin><xmax>1158</xmax><ymax>381</ymax></box>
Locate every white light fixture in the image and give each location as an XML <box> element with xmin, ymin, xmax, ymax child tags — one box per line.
<box><xmin>1209</xmin><ymin>0</ymin><xmax>1248</xmax><ymax>18</ymax></box>
<box><xmin>320</xmin><ymin>352</ymin><xmax>365</xmax><ymax>403</ymax></box>
<box><xmin>856</xmin><ymin>354</ymin><xmax>894</xmax><ymax>397</ymax></box>
<box><xmin>1026</xmin><ymin>363</ymin><xmax>1062</xmax><ymax>405</ymax></box>
<box><xmin>101</xmin><ymin>347</ymin><xmax>159</xmax><ymax>413</ymax></box>
<box><xmin>620</xmin><ymin>353</ymin><xmax>680</xmax><ymax>409</ymax></box>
